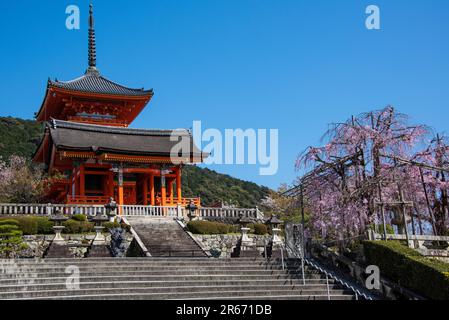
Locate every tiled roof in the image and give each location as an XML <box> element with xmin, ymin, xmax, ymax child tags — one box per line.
<box><xmin>51</xmin><ymin>120</ymin><xmax>190</xmax><ymax>136</ymax></box>
<box><xmin>49</xmin><ymin>71</ymin><xmax>153</xmax><ymax>97</ymax></box>
<box><xmin>48</xmin><ymin>120</ymin><xmax>206</xmax><ymax>159</ymax></box>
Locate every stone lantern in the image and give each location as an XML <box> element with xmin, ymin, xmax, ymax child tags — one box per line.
<box><xmin>266</xmin><ymin>215</ymin><xmax>284</xmax><ymax>246</ymax></box>
<box><xmin>185</xmin><ymin>200</ymin><xmax>198</xmax><ymax>221</ymax></box>
<box><xmin>238</xmin><ymin>214</ymin><xmax>254</xmax><ymax>247</ymax></box>
<box><xmin>104</xmin><ymin>197</ymin><xmax>118</xmax><ymax>223</ymax></box>
<box><xmin>89</xmin><ymin>212</ymin><xmax>110</xmax><ymax>244</ymax></box>
<box><xmin>49</xmin><ymin>210</ymin><xmax>69</xmax><ymax>243</ymax></box>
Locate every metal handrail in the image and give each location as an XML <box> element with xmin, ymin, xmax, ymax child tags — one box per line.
<box><xmin>284</xmin><ymin>242</ymin><xmax>375</xmax><ymax>300</ymax></box>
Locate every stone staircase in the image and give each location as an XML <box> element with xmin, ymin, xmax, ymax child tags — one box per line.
<box><xmin>127</xmin><ymin>218</ymin><xmax>207</xmax><ymax>257</ymax></box>
<box><xmin>0</xmin><ymin>258</ymin><xmax>356</xmax><ymax>300</ymax></box>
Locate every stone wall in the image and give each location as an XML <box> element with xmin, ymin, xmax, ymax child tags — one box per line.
<box><xmin>193</xmin><ymin>234</ymin><xmax>279</xmax><ymax>258</ymax></box>
<box><xmin>5</xmin><ymin>234</ymin><xmax>134</xmax><ymax>259</ymax></box>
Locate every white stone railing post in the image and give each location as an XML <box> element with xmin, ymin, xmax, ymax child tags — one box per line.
<box><xmin>46</xmin><ymin>204</ymin><xmax>52</xmax><ymax>216</ymax></box>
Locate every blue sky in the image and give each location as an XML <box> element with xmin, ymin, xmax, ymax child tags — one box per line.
<box><xmin>0</xmin><ymin>0</ymin><xmax>448</xmax><ymax>189</ymax></box>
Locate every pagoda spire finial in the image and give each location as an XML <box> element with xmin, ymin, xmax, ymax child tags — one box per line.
<box><xmin>87</xmin><ymin>3</ymin><xmax>98</xmax><ymax>74</ymax></box>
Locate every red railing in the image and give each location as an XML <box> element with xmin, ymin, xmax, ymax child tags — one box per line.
<box><xmin>67</xmin><ymin>196</ymin><xmax>110</xmax><ymax>205</ymax></box>
<box><xmin>68</xmin><ymin>195</ymin><xmax>201</xmax><ymax>207</ymax></box>
<box><xmin>151</xmin><ymin>196</ymin><xmax>201</xmax><ymax>207</ymax></box>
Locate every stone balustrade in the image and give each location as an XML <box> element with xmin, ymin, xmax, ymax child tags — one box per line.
<box><xmin>120</xmin><ymin>205</ymin><xmax>180</xmax><ymax>218</ymax></box>
<box><xmin>0</xmin><ymin>203</ymin><xmax>264</xmax><ymax>220</ymax></box>
<box><xmin>0</xmin><ymin>203</ymin><xmax>107</xmax><ymax>216</ymax></box>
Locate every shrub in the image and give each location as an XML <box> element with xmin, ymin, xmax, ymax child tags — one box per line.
<box><xmin>249</xmin><ymin>223</ymin><xmax>268</xmax><ymax>235</ymax></box>
<box><xmin>0</xmin><ymin>219</ymin><xmax>20</xmax><ymax>227</ymax></box>
<box><xmin>367</xmin><ymin>224</ymin><xmax>395</xmax><ymax>235</ymax></box>
<box><xmin>0</xmin><ymin>217</ymin><xmax>55</xmax><ymax>235</ymax></box>
<box><xmin>187</xmin><ymin>220</ymin><xmax>235</xmax><ymax>235</ymax></box>
<box><xmin>0</xmin><ymin>224</ymin><xmax>20</xmax><ymax>236</ymax></box>
<box><xmin>103</xmin><ymin>222</ymin><xmax>121</xmax><ymax>232</ymax></box>
<box><xmin>0</xmin><ymin>223</ymin><xmax>27</xmax><ymax>258</ymax></box>
<box><xmin>363</xmin><ymin>241</ymin><xmax>449</xmax><ymax>300</ymax></box>
<box><xmin>15</xmin><ymin>217</ymin><xmax>38</xmax><ymax>235</ymax></box>
<box><xmin>36</xmin><ymin>217</ymin><xmax>54</xmax><ymax>234</ymax></box>
<box><xmin>63</xmin><ymin>220</ymin><xmax>94</xmax><ymax>234</ymax></box>
<box><xmin>71</xmin><ymin>214</ymin><xmax>87</xmax><ymax>222</ymax></box>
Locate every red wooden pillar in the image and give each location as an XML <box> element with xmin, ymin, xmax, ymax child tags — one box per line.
<box><xmin>108</xmin><ymin>171</ymin><xmax>114</xmax><ymax>199</ymax></box>
<box><xmin>79</xmin><ymin>163</ymin><xmax>85</xmax><ymax>197</ymax></box>
<box><xmin>149</xmin><ymin>175</ymin><xmax>155</xmax><ymax>206</ymax></box>
<box><xmin>161</xmin><ymin>174</ymin><xmax>167</xmax><ymax>207</ymax></box>
<box><xmin>102</xmin><ymin>172</ymin><xmax>108</xmax><ymax>196</ymax></box>
<box><xmin>69</xmin><ymin>168</ymin><xmax>75</xmax><ymax>197</ymax></box>
<box><xmin>117</xmin><ymin>168</ymin><xmax>124</xmax><ymax>215</ymax></box>
<box><xmin>168</xmin><ymin>178</ymin><xmax>174</xmax><ymax>205</ymax></box>
<box><xmin>176</xmin><ymin>167</ymin><xmax>182</xmax><ymax>204</ymax></box>
<box><xmin>74</xmin><ymin>167</ymin><xmax>80</xmax><ymax>196</ymax></box>
<box><xmin>142</xmin><ymin>175</ymin><xmax>148</xmax><ymax>205</ymax></box>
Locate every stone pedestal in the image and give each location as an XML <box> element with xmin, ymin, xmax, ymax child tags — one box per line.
<box><xmin>52</xmin><ymin>226</ymin><xmax>65</xmax><ymax>243</ymax></box>
<box><xmin>240</xmin><ymin>227</ymin><xmax>253</xmax><ymax>247</ymax></box>
<box><xmin>93</xmin><ymin>226</ymin><xmax>106</xmax><ymax>245</ymax></box>
<box><xmin>236</xmin><ymin>227</ymin><xmax>259</xmax><ymax>257</ymax></box>
<box><xmin>271</xmin><ymin>228</ymin><xmax>282</xmax><ymax>246</ymax></box>
<box><xmin>188</xmin><ymin>212</ymin><xmax>199</xmax><ymax>222</ymax></box>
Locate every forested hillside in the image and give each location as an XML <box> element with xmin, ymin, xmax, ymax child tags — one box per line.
<box><xmin>0</xmin><ymin>117</ymin><xmax>44</xmax><ymax>160</ymax></box>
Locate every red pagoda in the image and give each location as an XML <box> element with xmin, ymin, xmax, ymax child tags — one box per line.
<box><xmin>33</xmin><ymin>5</ymin><xmax>206</xmax><ymax>209</ymax></box>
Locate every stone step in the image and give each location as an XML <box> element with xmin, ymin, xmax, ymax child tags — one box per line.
<box><xmin>0</xmin><ymin>264</ymin><xmax>312</xmax><ymax>271</ymax></box>
<box><xmin>0</xmin><ymin>270</ymin><xmax>322</xmax><ymax>280</ymax></box>
<box><xmin>130</xmin><ymin>220</ymin><xmax>207</xmax><ymax>257</ymax></box>
<box><xmin>0</xmin><ymin>263</ymin><xmax>308</xmax><ymax>270</ymax></box>
<box><xmin>1</xmin><ymin>258</ymin><xmax>306</xmax><ymax>266</ymax></box>
<box><xmin>0</xmin><ymin>260</ymin><xmax>302</xmax><ymax>266</ymax></box>
<box><xmin>187</xmin><ymin>294</ymin><xmax>355</xmax><ymax>301</ymax></box>
<box><xmin>0</xmin><ymin>273</ymin><xmax>330</xmax><ymax>284</ymax></box>
<box><xmin>0</xmin><ymin>255</ymin><xmax>356</xmax><ymax>300</ymax></box>
<box><xmin>149</xmin><ymin>252</ymin><xmax>207</xmax><ymax>257</ymax></box>
<box><xmin>0</xmin><ymin>281</ymin><xmax>347</xmax><ymax>293</ymax></box>
<box><xmin>0</xmin><ymin>286</ymin><xmax>352</xmax><ymax>300</ymax></box>
<box><xmin>140</xmin><ymin>235</ymin><xmax>191</xmax><ymax>238</ymax></box>
<box><xmin>0</xmin><ymin>262</ymin><xmax>307</xmax><ymax>268</ymax></box>
<box><xmin>145</xmin><ymin>245</ymin><xmax>204</xmax><ymax>249</ymax></box>
<box><xmin>0</xmin><ymin>263</ymin><xmax>316</xmax><ymax>272</ymax></box>
<box><xmin>20</xmin><ymin>294</ymin><xmax>354</xmax><ymax>301</ymax></box>
<box><xmin>5</xmin><ymin>290</ymin><xmax>355</xmax><ymax>301</ymax></box>
<box><xmin>0</xmin><ymin>270</ymin><xmax>319</xmax><ymax>279</ymax></box>
<box><xmin>2</xmin><ymin>257</ymin><xmax>272</xmax><ymax>263</ymax></box>
<box><xmin>0</xmin><ymin>278</ymin><xmax>336</xmax><ymax>288</ymax></box>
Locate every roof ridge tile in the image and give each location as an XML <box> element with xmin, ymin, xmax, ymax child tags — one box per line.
<box><xmin>50</xmin><ymin>120</ymin><xmax>190</xmax><ymax>137</ymax></box>
<box><xmin>48</xmin><ymin>73</ymin><xmax>153</xmax><ymax>97</ymax></box>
